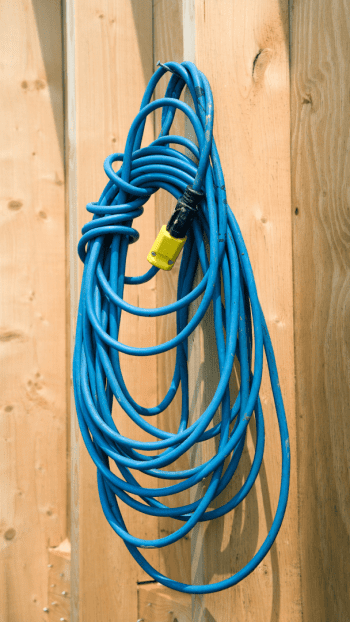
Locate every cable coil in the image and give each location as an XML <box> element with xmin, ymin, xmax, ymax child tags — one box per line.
<box><xmin>73</xmin><ymin>61</ymin><xmax>290</xmax><ymax>594</ymax></box>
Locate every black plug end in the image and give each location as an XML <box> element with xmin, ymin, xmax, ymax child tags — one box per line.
<box><xmin>166</xmin><ymin>185</ymin><xmax>204</xmax><ymax>239</ymax></box>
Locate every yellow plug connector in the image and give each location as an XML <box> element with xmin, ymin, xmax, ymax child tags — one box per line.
<box><xmin>147</xmin><ymin>225</ymin><xmax>186</xmax><ymax>271</ymax></box>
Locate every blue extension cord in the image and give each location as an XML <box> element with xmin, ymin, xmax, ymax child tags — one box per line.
<box><xmin>73</xmin><ymin>61</ymin><xmax>290</xmax><ymax>594</ymax></box>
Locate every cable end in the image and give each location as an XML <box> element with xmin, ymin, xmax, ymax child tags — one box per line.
<box><xmin>147</xmin><ymin>225</ymin><xmax>186</xmax><ymax>271</ymax></box>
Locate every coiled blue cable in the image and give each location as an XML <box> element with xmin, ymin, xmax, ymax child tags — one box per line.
<box><xmin>73</xmin><ymin>61</ymin><xmax>290</xmax><ymax>594</ymax></box>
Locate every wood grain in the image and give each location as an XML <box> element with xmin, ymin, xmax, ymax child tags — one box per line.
<box><xmin>47</xmin><ymin>539</ymin><xmax>71</xmax><ymax>622</ymax></box>
<box><xmin>70</xmin><ymin>1</ymin><xmax>157</xmax><ymax>619</ymax></box>
<box><xmin>0</xmin><ymin>0</ymin><xmax>67</xmax><ymax>620</ymax></box>
<box><xmin>138</xmin><ymin>583</ymin><xmax>191</xmax><ymax>622</ymax></box>
<box><xmin>291</xmin><ymin>1</ymin><xmax>350</xmax><ymax>620</ymax></box>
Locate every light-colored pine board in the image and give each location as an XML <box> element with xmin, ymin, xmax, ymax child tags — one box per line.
<box><xmin>64</xmin><ymin>0</ymin><xmax>79</xmax><ymax>617</ymax></box>
<box><xmin>69</xmin><ymin>1</ymin><xmax>157</xmax><ymax>619</ymax></box>
<box><xmin>190</xmin><ymin>0</ymin><xmax>301</xmax><ymax>619</ymax></box>
<box><xmin>0</xmin><ymin>1</ymin><xmax>67</xmax><ymax>620</ymax></box>
<box><xmin>153</xmin><ymin>0</ymin><xmax>192</xmax><ymax>586</ymax></box>
<box><xmin>291</xmin><ymin>1</ymin><xmax>350</xmax><ymax>619</ymax></box>
<box><xmin>138</xmin><ymin>582</ymin><xmax>191</xmax><ymax>622</ymax></box>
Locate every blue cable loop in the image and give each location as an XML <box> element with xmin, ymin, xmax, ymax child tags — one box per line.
<box><xmin>73</xmin><ymin>61</ymin><xmax>290</xmax><ymax>594</ymax></box>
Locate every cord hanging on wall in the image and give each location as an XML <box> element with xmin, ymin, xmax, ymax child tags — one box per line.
<box><xmin>73</xmin><ymin>61</ymin><xmax>290</xmax><ymax>594</ymax></box>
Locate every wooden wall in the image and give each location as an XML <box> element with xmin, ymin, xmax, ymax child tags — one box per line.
<box><xmin>1</xmin><ymin>1</ymin><xmax>350</xmax><ymax>621</ymax></box>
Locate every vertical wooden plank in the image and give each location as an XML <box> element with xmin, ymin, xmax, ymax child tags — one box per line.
<box><xmin>153</xmin><ymin>0</ymin><xmax>192</xmax><ymax>586</ymax></box>
<box><xmin>64</xmin><ymin>0</ymin><xmax>79</xmax><ymax>618</ymax></box>
<box><xmin>191</xmin><ymin>1</ymin><xmax>301</xmax><ymax>620</ymax></box>
<box><xmin>0</xmin><ymin>0</ymin><xmax>67</xmax><ymax>620</ymax></box>
<box><xmin>291</xmin><ymin>1</ymin><xmax>350</xmax><ymax>620</ymax></box>
<box><xmin>153</xmin><ymin>3</ymin><xmax>301</xmax><ymax>619</ymax></box>
<box><xmin>69</xmin><ymin>1</ymin><xmax>157</xmax><ymax>619</ymax></box>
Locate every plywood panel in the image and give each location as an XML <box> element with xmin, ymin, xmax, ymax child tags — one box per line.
<box><xmin>291</xmin><ymin>1</ymin><xmax>350</xmax><ymax>620</ymax></box>
<box><xmin>69</xmin><ymin>1</ymin><xmax>157</xmax><ymax>619</ymax></box>
<box><xmin>0</xmin><ymin>0</ymin><xmax>67</xmax><ymax>620</ymax></box>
